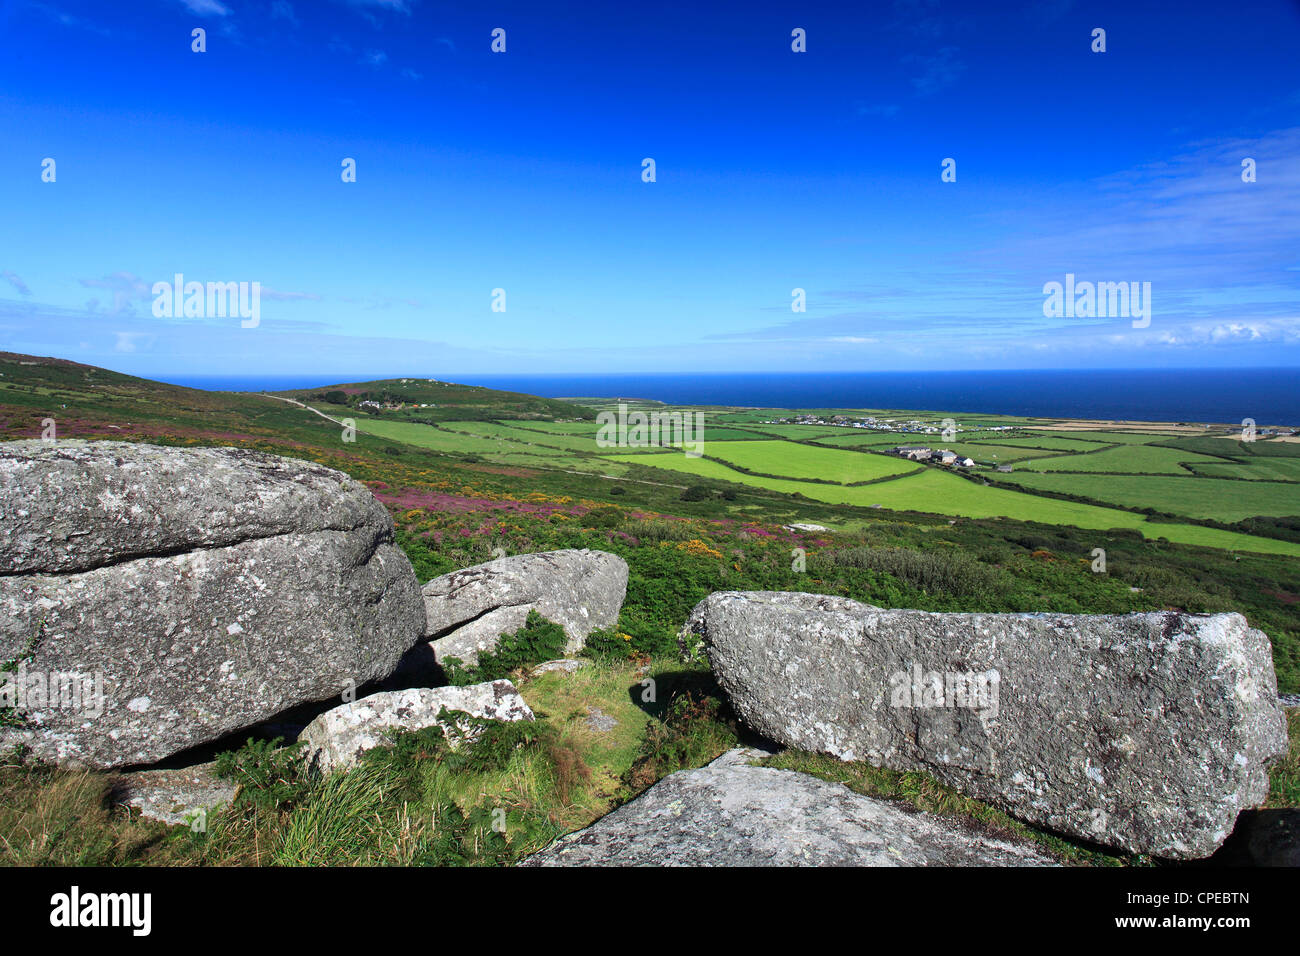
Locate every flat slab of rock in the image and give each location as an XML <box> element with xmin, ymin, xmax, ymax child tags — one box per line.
<box><xmin>522</xmin><ymin>748</ymin><xmax>1057</xmax><ymax>866</ymax></box>
<box><xmin>584</xmin><ymin>707</ymin><xmax>618</xmax><ymax>732</ymax></box>
<box><xmin>298</xmin><ymin>680</ymin><xmax>533</xmax><ymax>774</ymax></box>
<box><xmin>680</xmin><ymin>592</ymin><xmax>1288</xmax><ymax>860</ymax></box>
<box><xmin>0</xmin><ymin>440</ymin><xmax>427</xmax><ymax>769</ymax></box>
<box><xmin>529</xmin><ymin>659</ymin><xmax>591</xmax><ymax>678</ymax></box>
<box><xmin>418</xmin><ymin>549</ymin><xmax>627</xmax><ymax>667</ymax></box>
<box><xmin>113</xmin><ymin>762</ymin><xmax>237</xmax><ymax>827</ymax></box>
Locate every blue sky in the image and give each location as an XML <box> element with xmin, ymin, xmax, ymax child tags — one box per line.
<box><xmin>1</xmin><ymin>0</ymin><xmax>1298</xmax><ymax>378</ymax></box>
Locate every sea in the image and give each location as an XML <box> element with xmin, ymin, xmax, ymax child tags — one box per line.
<box><xmin>161</xmin><ymin>368</ymin><xmax>1300</xmax><ymax>426</ymax></box>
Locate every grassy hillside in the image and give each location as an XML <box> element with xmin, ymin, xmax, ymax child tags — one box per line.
<box><xmin>276</xmin><ymin>377</ymin><xmax>594</xmax><ymax>422</ymax></box>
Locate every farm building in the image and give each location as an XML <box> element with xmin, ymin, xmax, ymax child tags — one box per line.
<box><xmin>893</xmin><ymin>445</ymin><xmax>932</xmax><ymax>460</ymax></box>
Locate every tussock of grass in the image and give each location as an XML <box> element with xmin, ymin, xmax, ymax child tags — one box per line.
<box><xmin>274</xmin><ymin>762</ymin><xmax>407</xmax><ymax>865</ymax></box>
<box><xmin>0</xmin><ymin>756</ymin><xmax>173</xmax><ymax>865</ymax></box>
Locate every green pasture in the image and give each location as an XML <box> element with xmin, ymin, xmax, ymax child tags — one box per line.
<box><xmin>995</xmin><ymin>471</ymin><xmax>1300</xmax><ymax>522</ymax></box>
<box><xmin>700</xmin><ymin>439</ymin><xmax>916</xmax><ymax>483</ymax></box>
<box><xmin>1021</xmin><ymin>443</ymin><xmax>1228</xmax><ymax>475</ymax></box>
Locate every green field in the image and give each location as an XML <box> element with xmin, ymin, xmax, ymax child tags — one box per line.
<box><xmin>1021</xmin><ymin>443</ymin><xmax>1227</xmax><ymax>475</ymax></box>
<box><xmin>1189</xmin><ymin>458</ymin><xmax>1300</xmax><ymax>481</ymax></box>
<box><xmin>995</xmin><ymin>471</ymin><xmax>1300</xmax><ymax>522</ymax></box>
<box><xmin>445</xmin><ymin>421</ymin><xmax>611</xmax><ymax>454</ymax></box>
<box><xmin>702</xmin><ymin>440</ymin><xmax>917</xmax><ymax>483</ymax></box>
<box><xmin>350</xmin><ymin>416</ymin><xmax>637</xmax><ymax>476</ymax></box>
<box><xmin>934</xmin><ymin>442</ymin><xmax>1069</xmax><ymax>464</ymax></box>
<box><xmin>980</xmin><ymin>435</ymin><xmax>1117</xmax><ymax>451</ymax></box>
<box><xmin>608</xmin><ymin>451</ymin><xmax>1300</xmax><ymax>554</ymax></box>
<box><xmin>733</xmin><ymin>423</ymin><xmax>862</xmax><ymax>439</ymax></box>
<box><xmin>810</xmin><ymin>431</ymin><xmax>920</xmax><ymax>448</ymax></box>
<box><xmin>1035</xmin><ymin>430</ymin><xmax>1186</xmax><ymax>445</ymax></box>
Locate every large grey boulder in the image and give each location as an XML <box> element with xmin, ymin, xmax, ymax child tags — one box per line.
<box><xmin>298</xmin><ymin>680</ymin><xmax>533</xmax><ymax>775</ymax></box>
<box><xmin>419</xmin><ymin>549</ymin><xmax>627</xmax><ymax>667</ymax></box>
<box><xmin>522</xmin><ymin>748</ymin><xmax>1058</xmax><ymax>866</ymax></box>
<box><xmin>0</xmin><ymin>440</ymin><xmax>426</xmax><ymax>769</ymax></box>
<box><xmin>680</xmin><ymin>591</ymin><xmax>1288</xmax><ymax>860</ymax></box>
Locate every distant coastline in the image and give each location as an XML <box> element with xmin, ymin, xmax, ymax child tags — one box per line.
<box><xmin>157</xmin><ymin>368</ymin><xmax>1300</xmax><ymax>427</ymax></box>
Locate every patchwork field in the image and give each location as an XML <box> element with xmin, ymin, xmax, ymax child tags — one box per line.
<box><xmin>340</xmin><ymin>403</ymin><xmax>1300</xmax><ymax>554</ymax></box>
<box><xmin>266</xmin><ymin>393</ymin><xmax>1300</xmax><ymax>556</ymax></box>
<box><xmin>606</xmin><ymin>450</ymin><xmax>1300</xmax><ymax>554</ymax></box>
<box><xmin>701</xmin><ymin>440</ymin><xmax>917</xmax><ymax>483</ymax></box>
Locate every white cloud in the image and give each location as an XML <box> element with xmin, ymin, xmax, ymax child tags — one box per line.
<box><xmin>179</xmin><ymin>0</ymin><xmax>232</xmax><ymax>17</ymax></box>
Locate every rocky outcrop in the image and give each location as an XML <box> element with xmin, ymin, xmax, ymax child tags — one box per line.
<box><xmin>298</xmin><ymin>680</ymin><xmax>533</xmax><ymax>775</ymax></box>
<box><xmin>522</xmin><ymin>748</ymin><xmax>1058</xmax><ymax>866</ymax></box>
<box><xmin>112</xmin><ymin>762</ymin><xmax>237</xmax><ymax>827</ymax></box>
<box><xmin>0</xmin><ymin>440</ymin><xmax>427</xmax><ymax>769</ymax></box>
<box><xmin>680</xmin><ymin>591</ymin><xmax>1288</xmax><ymax>860</ymax></box>
<box><xmin>418</xmin><ymin>550</ymin><xmax>627</xmax><ymax>667</ymax></box>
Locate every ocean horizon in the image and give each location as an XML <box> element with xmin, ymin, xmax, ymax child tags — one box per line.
<box><xmin>159</xmin><ymin>368</ymin><xmax>1300</xmax><ymax>427</ymax></box>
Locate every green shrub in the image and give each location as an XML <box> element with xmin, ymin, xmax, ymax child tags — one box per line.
<box><xmin>811</xmin><ymin>545</ymin><xmax>1003</xmax><ymax>601</ymax></box>
<box><xmin>214</xmin><ymin>736</ymin><xmax>309</xmax><ymax>811</ymax></box>
<box><xmin>443</xmin><ymin>610</ymin><xmax>568</xmax><ymax>685</ymax></box>
<box><xmin>622</xmin><ymin>518</ymin><xmax>697</xmax><ymax>543</ymax></box>
<box><xmin>625</xmin><ymin>688</ymin><xmax>737</xmax><ymax>791</ymax></box>
<box><xmin>580</xmin><ymin>627</ymin><xmax>631</xmax><ymax>661</ymax></box>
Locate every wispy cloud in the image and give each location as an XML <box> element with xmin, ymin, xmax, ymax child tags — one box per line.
<box><xmin>23</xmin><ymin>1</ymin><xmax>113</xmax><ymax>36</ymax></box>
<box><xmin>903</xmin><ymin>46</ymin><xmax>965</xmax><ymax>95</ymax></box>
<box><xmin>79</xmin><ymin>272</ymin><xmax>150</xmax><ymax>314</ymax></box>
<box><xmin>338</xmin><ymin>0</ymin><xmax>414</xmax><ymax>20</ymax></box>
<box><xmin>892</xmin><ymin>0</ymin><xmax>947</xmax><ymax>39</ymax></box>
<box><xmin>270</xmin><ymin>0</ymin><xmax>299</xmax><ymax>26</ymax></box>
<box><xmin>179</xmin><ymin>0</ymin><xmax>232</xmax><ymax>17</ymax></box>
<box><xmin>2</xmin><ymin>271</ymin><xmax>32</xmax><ymax>296</ymax></box>
<box><xmin>261</xmin><ymin>288</ymin><xmax>322</xmax><ymax>302</ymax></box>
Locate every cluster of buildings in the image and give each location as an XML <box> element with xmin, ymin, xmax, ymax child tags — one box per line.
<box><xmin>357</xmin><ymin>400</ymin><xmax>437</xmax><ymax>411</ymax></box>
<box><xmin>762</xmin><ymin>414</ymin><xmax>1017</xmax><ymax>437</ymax></box>
<box><xmin>892</xmin><ymin>445</ymin><xmax>977</xmax><ymax>468</ymax></box>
